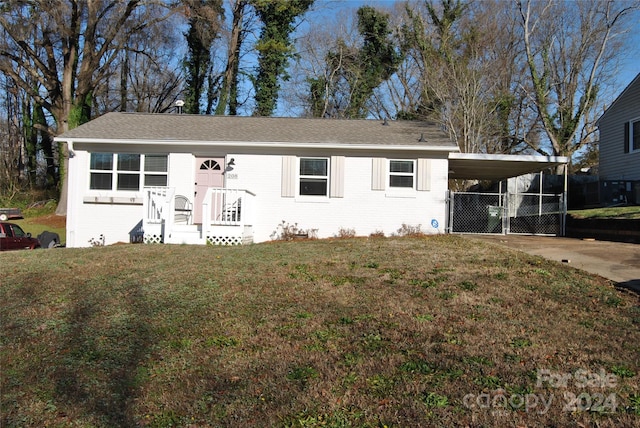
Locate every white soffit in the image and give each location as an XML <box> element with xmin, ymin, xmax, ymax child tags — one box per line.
<box><xmin>448</xmin><ymin>153</ymin><xmax>569</xmax><ymax>181</ymax></box>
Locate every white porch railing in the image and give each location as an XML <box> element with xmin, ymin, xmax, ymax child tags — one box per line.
<box><xmin>143</xmin><ymin>187</ymin><xmax>255</xmax><ymax>244</ymax></box>
<box><xmin>142</xmin><ymin>187</ymin><xmax>176</xmax><ymax>243</ymax></box>
<box><xmin>201</xmin><ymin>188</ymin><xmax>255</xmax><ymax>243</ymax></box>
<box><xmin>143</xmin><ymin>186</ymin><xmax>174</xmax><ymax>224</ymax></box>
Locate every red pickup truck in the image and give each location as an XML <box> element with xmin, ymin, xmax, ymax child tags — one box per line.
<box><xmin>0</xmin><ymin>222</ymin><xmax>41</xmax><ymax>251</ymax></box>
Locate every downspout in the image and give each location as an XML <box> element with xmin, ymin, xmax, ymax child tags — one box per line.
<box><xmin>539</xmin><ymin>170</ymin><xmax>543</xmax><ymax>217</ymax></box>
<box><xmin>66</xmin><ymin>140</ymin><xmax>75</xmax><ymax>247</ymax></box>
<box><xmin>445</xmin><ymin>189</ymin><xmax>451</xmax><ymax>233</ymax></box>
<box><xmin>499</xmin><ymin>180</ymin><xmax>506</xmax><ymax>235</ymax></box>
<box><xmin>563</xmin><ymin>163</ymin><xmax>568</xmax><ymax>237</ymax></box>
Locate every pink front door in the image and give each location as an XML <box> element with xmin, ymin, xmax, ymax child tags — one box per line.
<box><xmin>194</xmin><ymin>158</ymin><xmax>225</xmax><ymax>224</ymax></box>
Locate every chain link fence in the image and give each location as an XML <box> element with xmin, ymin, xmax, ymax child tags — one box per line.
<box><xmin>448</xmin><ymin>191</ymin><xmax>563</xmax><ymax>235</ymax></box>
<box><xmin>508</xmin><ymin>194</ymin><xmax>563</xmax><ymax>235</ymax></box>
<box><xmin>448</xmin><ymin>192</ymin><xmax>505</xmax><ymax>234</ymax></box>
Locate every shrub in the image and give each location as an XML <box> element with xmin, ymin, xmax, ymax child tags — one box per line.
<box><xmin>273</xmin><ymin>221</ymin><xmax>318</xmax><ymax>241</ymax></box>
<box><xmin>88</xmin><ymin>234</ymin><xmax>105</xmax><ymax>247</ymax></box>
<box><xmin>395</xmin><ymin>223</ymin><xmax>424</xmax><ymax>237</ymax></box>
<box><xmin>335</xmin><ymin>227</ymin><xmax>356</xmax><ymax>238</ymax></box>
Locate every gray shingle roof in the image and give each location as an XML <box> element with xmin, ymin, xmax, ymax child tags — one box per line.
<box><xmin>56</xmin><ymin>112</ymin><xmax>458</xmax><ymax>150</ymax></box>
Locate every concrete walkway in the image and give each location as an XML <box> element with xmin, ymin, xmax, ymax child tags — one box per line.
<box><xmin>464</xmin><ymin>235</ymin><xmax>640</xmax><ymax>293</ymax></box>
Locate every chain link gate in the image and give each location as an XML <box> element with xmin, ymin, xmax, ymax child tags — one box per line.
<box><xmin>447</xmin><ymin>191</ymin><xmax>564</xmax><ymax>235</ymax></box>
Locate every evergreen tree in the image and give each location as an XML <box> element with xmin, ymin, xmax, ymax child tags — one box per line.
<box><xmin>346</xmin><ymin>6</ymin><xmax>403</xmax><ymax>118</ymax></box>
<box><xmin>252</xmin><ymin>0</ymin><xmax>314</xmax><ymax>116</ymax></box>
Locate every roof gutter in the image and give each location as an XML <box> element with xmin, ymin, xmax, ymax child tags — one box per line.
<box><xmin>448</xmin><ymin>152</ymin><xmax>569</xmax><ymax>164</ymax></box>
<box><xmin>53</xmin><ymin>137</ymin><xmax>460</xmax><ymax>153</ymax></box>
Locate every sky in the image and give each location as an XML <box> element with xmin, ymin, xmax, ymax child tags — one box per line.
<box><xmin>307</xmin><ymin>0</ymin><xmax>640</xmax><ymax>103</ymax></box>
<box><xmin>615</xmin><ymin>46</ymin><xmax>640</xmax><ymax>89</ymax></box>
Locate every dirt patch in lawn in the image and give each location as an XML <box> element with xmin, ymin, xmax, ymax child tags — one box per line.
<box><xmin>28</xmin><ymin>214</ymin><xmax>66</xmax><ymax>228</ymax></box>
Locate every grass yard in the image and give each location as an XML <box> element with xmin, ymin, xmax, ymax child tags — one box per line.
<box><xmin>1</xmin><ymin>236</ymin><xmax>639</xmax><ymax>427</ymax></box>
<box><xmin>569</xmin><ymin>205</ymin><xmax>640</xmax><ymax>220</ymax></box>
<box><xmin>0</xmin><ymin>196</ymin><xmax>66</xmax><ymax>245</ymax></box>
<box><xmin>13</xmin><ymin>214</ymin><xmax>66</xmax><ymax>246</ymax></box>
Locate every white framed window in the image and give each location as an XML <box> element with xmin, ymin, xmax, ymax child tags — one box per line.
<box><xmin>372</xmin><ymin>158</ymin><xmax>430</xmax><ymax>192</ymax></box>
<box><xmin>89</xmin><ymin>153</ymin><xmax>168</xmax><ymax>191</ymax></box>
<box><xmin>388</xmin><ymin>159</ymin><xmax>416</xmax><ymax>189</ymax></box>
<box><xmin>282</xmin><ymin>156</ymin><xmax>343</xmax><ymax>198</ymax></box>
<box><xmin>299</xmin><ymin>157</ymin><xmax>329</xmax><ymax>196</ymax></box>
<box><xmin>624</xmin><ymin>119</ymin><xmax>640</xmax><ymax>154</ymax></box>
<box><xmin>143</xmin><ymin>155</ymin><xmax>169</xmax><ymax>186</ymax></box>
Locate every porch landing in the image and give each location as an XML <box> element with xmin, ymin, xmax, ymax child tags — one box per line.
<box><xmin>165</xmin><ymin>225</ymin><xmax>202</xmax><ymax>245</ymax></box>
<box><xmin>143</xmin><ymin>186</ymin><xmax>255</xmax><ymax>246</ymax></box>
<box><xmin>147</xmin><ymin>224</ymin><xmax>253</xmax><ymax>246</ymax></box>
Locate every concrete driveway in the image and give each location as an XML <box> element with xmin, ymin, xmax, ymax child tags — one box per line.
<box><xmin>464</xmin><ymin>235</ymin><xmax>640</xmax><ymax>293</ymax></box>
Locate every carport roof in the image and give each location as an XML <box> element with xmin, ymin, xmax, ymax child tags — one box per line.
<box><xmin>448</xmin><ymin>153</ymin><xmax>569</xmax><ymax>181</ymax></box>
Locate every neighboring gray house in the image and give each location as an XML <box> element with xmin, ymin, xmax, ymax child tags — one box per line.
<box><xmin>596</xmin><ymin>72</ymin><xmax>640</xmax><ymax>204</ymax></box>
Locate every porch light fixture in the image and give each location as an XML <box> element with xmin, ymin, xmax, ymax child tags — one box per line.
<box><xmin>418</xmin><ymin>133</ymin><xmax>426</xmax><ymax>142</ymax></box>
<box><xmin>224</xmin><ymin>158</ymin><xmax>235</xmax><ymax>174</ymax></box>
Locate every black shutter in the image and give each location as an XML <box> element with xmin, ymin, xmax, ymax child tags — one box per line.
<box><xmin>624</xmin><ymin>121</ymin><xmax>630</xmax><ymax>153</ymax></box>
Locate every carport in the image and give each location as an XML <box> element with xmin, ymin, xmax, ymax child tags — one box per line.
<box><xmin>446</xmin><ymin>153</ymin><xmax>569</xmax><ymax>236</ymax></box>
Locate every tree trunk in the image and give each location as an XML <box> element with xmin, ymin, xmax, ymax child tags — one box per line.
<box><xmin>216</xmin><ymin>0</ymin><xmax>245</xmax><ymax>115</ymax></box>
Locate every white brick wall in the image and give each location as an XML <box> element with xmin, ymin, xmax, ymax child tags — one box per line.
<box><xmin>67</xmin><ymin>150</ymin><xmax>450</xmax><ymax>247</ymax></box>
<box><xmin>229</xmin><ymin>153</ymin><xmax>448</xmax><ymax>242</ymax></box>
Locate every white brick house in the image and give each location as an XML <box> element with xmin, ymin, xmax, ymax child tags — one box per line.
<box><xmin>56</xmin><ymin>113</ymin><xmax>458</xmax><ymax>247</ymax></box>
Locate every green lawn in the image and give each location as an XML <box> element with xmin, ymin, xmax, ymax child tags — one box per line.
<box><xmin>569</xmin><ymin>205</ymin><xmax>640</xmax><ymax>220</ymax></box>
<box><xmin>1</xmin><ymin>236</ymin><xmax>639</xmax><ymax>427</ymax></box>
<box><xmin>12</xmin><ymin>217</ymin><xmax>66</xmax><ymax>245</ymax></box>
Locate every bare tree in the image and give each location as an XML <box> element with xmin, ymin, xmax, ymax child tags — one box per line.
<box><xmin>283</xmin><ymin>4</ymin><xmax>359</xmax><ymax>117</ymax></box>
<box><xmin>0</xmin><ymin>75</ymin><xmax>25</xmax><ymax>194</ymax></box>
<box><xmin>215</xmin><ymin>0</ymin><xmax>249</xmax><ymax>115</ymax></box>
<box><xmin>0</xmin><ymin>1</ymin><xmax>176</xmax><ymax>214</ymax></box>
<box><xmin>517</xmin><ymin>0</ymin><xmax>639</xmax><ymax>165</ymax></box>
<box><xmin>395</xmin><ymin>0</ymin><xmax>536</xmax><ymax>155</ymax></box>
<box><xmin>96</xmin><ymin>15</ymin><xmax>185</xmax><ymax>114</ymax></box>
<box><xmin>295</xmin><ymin>4</ymin><xmax>402</xmax><ymax>119</ymax></box>
<box><xmin>182</xmin><ymin>0</ymin><xmax>224</xmax><ymax>114</ymax></box>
